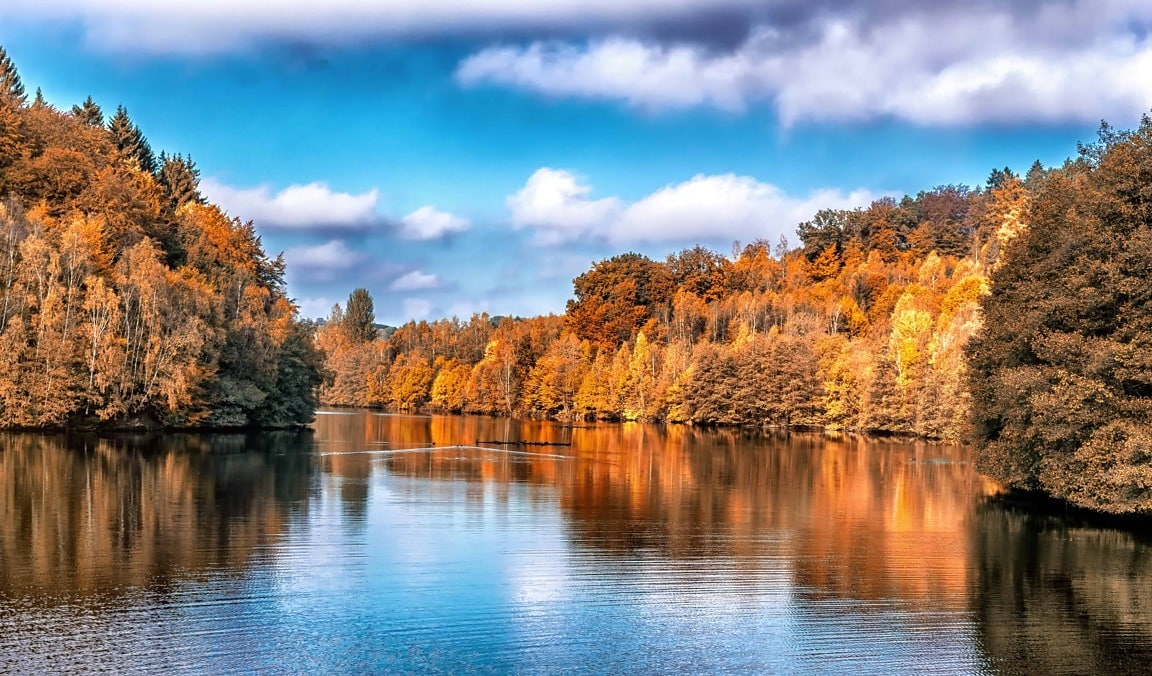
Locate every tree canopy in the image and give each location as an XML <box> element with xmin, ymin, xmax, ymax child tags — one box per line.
<box><xmin>0</xmin><ymin>47</ymin><xmax>25</xmax><ymax>105</ymax></box>
<box><xmin>318</xmin><ymin>174</ymin><xmax>1006</xmax><ymax>441</ymax></box>
<box><xmin>70</xmin><ymin>95</ymin><xmax>104</xmax><ymax>127</ymax></box>
<box><xmin>0</xmin><ymin>48</ymin><xmax>323</xmax><ymax>429</ymax></box>
<box><xmin>967</xmin><ymin>115</ymin><xmax>1152</xmax><ymax>514</ymax></box>
<box><xmin>343</xmin><ymin>288</ymin><xmax>377</xmax><ymax>343</ymax></box>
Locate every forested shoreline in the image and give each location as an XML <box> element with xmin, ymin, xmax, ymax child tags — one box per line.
<box><xmin>0</xmin><ymin>49</ymin><xmax>323</xmax><ymax>430</ymax></box>
<box><xmin>6</xmin><ymin>37</ymin><xmax>1152</xmax><ymax>514</ymax></box>
<box><xmin>318</xmin><ymin>112</ymin><xmax>1152</xmax><ymax>514</ymax></box>
<box><xmin>968</xmin><ymin>118</ymin><xmax>1152</xmax><ymax>514</ymax></box>
<box><xmin>319</xmin><ymin>169</ymin><xmax>1025</xmax><ymax>439</ymax></box>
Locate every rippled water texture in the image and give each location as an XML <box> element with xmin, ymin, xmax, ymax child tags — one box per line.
<box><xmin>2</xmin><ymin>412</ymin><xmax>1152</xmax><ymax>673</ymax></box>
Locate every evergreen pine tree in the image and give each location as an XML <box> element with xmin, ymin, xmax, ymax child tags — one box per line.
<box><xmin>70</xmin><ymin>96</ymin><xmax>104</xmax><ymax>127</ymax></box>
<box><xmin>0</xmin><ymin>47</ymin><xmax>26</xmax><ymax>105</ymax></box>
<box><xmin>158</xmin><ymin>152</ymin><xmax>206</xmax><ymax>210</ymax></box>
<box><xmin>33</xmin><ymin>87</ymin><xmax>46</xmax><ymax>108</ymax></box>
<box><xmin>343</xmin><ymin>288</ymin><xmax>377</xmax><ymax>343</ymax></box>
<box><xmin>107</xmin><ymin>105</ymin><xmax>156</xmax><ymax>173</ymax></box>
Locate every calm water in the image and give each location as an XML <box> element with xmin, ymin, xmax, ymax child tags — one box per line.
<box><xmin>2</xmin><ymin>413</ymin><xmax>1151</xmax><ymax>674</ymax></box>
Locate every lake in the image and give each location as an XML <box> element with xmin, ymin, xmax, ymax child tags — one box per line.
<box><xmin>2</xmin><ymin>411</ymin><xmax>1150</xmax><ymax>674</ymax></box>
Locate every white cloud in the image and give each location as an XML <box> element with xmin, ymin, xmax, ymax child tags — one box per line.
<box><xmin>507</xmin><ymin>168</ymin><xmax>877</xmax><ymax>246</ymax></box>
<box><xmin>400</xmin><ymin>206</ymin><xmax>471</xmax><ymax>240</ymax></box>
<box><xmin>1</xmin><ymin>0</ymin><xmax>756</xmax><ymax>53</ymax></box>
<box><xmin>284</xmin><ymin>240</ymin><xmax>368</xmax><ymax>275</ymax></box>
<box><xmin>619</xmin><ymin>175</ymin><xmax>875</xmax><ymax>243</ymax></box>
<box><xmin>458</xmin><ymin>3</ymin><xmax>1152</xmax><ymax>125</ymax></box>
<box><xmin>458</xmin><ymin>39</ymin><xmax>751</xmax><ymax>112</ymax></box>
<box><xmin>201</xmin><ymin>178</ymin><xmax>381</xmax><ymax>230</ymax></box>
<box><xmin>402</xmin><ymin>298</ymin><xmax>433</xmax><ymax>321</ymax></box>
<box><xmin>390</xmin><ymin>270</ymin><xmax>443</xmax><ymax>291</ymax></box>
<box><xmin>507</xmin><ymin>168</ymin><xmax>621</xmax><ymax>245</ymax></box>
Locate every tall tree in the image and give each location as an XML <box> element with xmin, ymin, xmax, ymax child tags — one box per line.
<box><xmin>666</xmin><ymin>246</ymin><xmax>731</xmax><ymax>302</ymax></box>
<box><xmin>107</xmin><ymin>105</ymin><xmax>156</xmax><ymax>174</ymax></box>
<box><xmin>0</xmin><ymin>47</ymin><xmax>26</xmax><ymax>105</ymax></box>
<box><xmin>70</xmin><ymin>95</ymin><xmax>104</xmax><ymax>127</ymax></box>
<box><xmin>343</xmin><ymin>288</ymin><xmax>377</xmax><ymax>343</ymax></box>
<box><xmin>566</xmin><ymin>253</ymin><xmax>673</xmax><ymax>349</ymax></box>
<box><xmin>797</xmin><ymin>208</ymin><xmax>850</xmax><ymax>261</ymax></box>
<box><xmin>157</xmin><ymin>152</ymin><xmax>206</xmax><ymax>211</ymax></box>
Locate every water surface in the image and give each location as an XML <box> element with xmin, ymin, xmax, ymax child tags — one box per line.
<box><xmin>1</xmin><ymin>412</ymin><xmax>1150</xmax><ymax>673</ymax></box>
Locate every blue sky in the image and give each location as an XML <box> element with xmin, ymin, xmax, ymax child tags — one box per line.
<box><xmin>2</xmin><ymin>2</ymin><xmax>1149</xmax><ymax>324</ymax></box>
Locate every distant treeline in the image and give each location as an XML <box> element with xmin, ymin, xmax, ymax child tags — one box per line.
<box><xmin>319</xmin><ymin>109</ymin><xmax>1152</xmax><ymax>514</ymax></box>
<box><xmin>319</xmin><ymin>167</ymin><xmax>1028</xmax><ymax>440</ymax></box>
<box><xmin>0</xmin><ymin>48</ymin><xmax>323</xmax><ymax>429</ymax></box>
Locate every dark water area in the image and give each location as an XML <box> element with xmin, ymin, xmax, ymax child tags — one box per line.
<box><xmin>1</xmin><ymin>412</ymin><xmax>1150</xmax><ymax>673</ymax></box>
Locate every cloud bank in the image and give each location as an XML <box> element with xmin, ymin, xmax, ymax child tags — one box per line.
<box><xmin>460</xmin><ymin>4</ymin><xmax>1152</xmax><ymax>125</ymax></box>
<box><xmin>508</xmin><ymin>168</ymin><xmax>877</xmax><ymax>246</ymax></box>
<box><xmin>9</xmin><ymin>1</ymin><xmax>1152</xmax><ymax>124</ymax></box>
<box><xmin>2</xmin><ymin>0</ymin><xmax>758</xmax><ymax>54</ymax></box>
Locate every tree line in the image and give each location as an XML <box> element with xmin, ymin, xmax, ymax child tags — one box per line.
<box><xmin>0</xmin><ymin>48</ymin><xmax>323</xmax><ymax>428</ymax></box>
<box><xmin>319</xmin><ymin>166</ymin><xmax>1037</xmax><ymax>440</ymax></box>
<box><xmin>320</xmin><ymin>113</ymin><xmax>1152</xmax><ymax>515</ymax></box>
<box><xmin>13</xmin><ymin>37</ymin><xmax>1148</xmax><ymax>513</ymax></box>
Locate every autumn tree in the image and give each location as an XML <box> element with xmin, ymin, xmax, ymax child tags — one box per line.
<box><xmin>0</xmin><ymin>63</ymin><xmax>321</xmax><ymax>429</ymax></box>
<box><xmin>622</xmin><ymin>332</ymin><xmax>660</xmax><ymax>421</ymax></box>
<box><xmin>430</xmin><ymin>359</ymin><xmax>471</xmax><ymax>412</ymax></box>
<box><xmin>968</xmin><ymin>115</ymin><xmax>1152</xmax><ymax>514</ymax></box>
<box><xmin>666</xmin><ymin>246</ymin><xmax>731</xmax><ymax>303</ymax></box>
<box><xmin>797</xmin><ymin>209</ymin><xmax>850</xmax><ymax>261</ymax></box>
<box><xmin>316</xmin><ymin>303</ymin><xmax>379</xmax><ymax>407</ymax></box>
<box><xmin>575</xmin><ymin>349</ymin><xmax>616</xmax><ymax>419</ymax></box>
<box><xmin>525</xmin><ymin>332</ymin><xmax>586</xmax><ymax>418</ymax></box>
<box><xmin>388</xmin><ymin>352</ymin><xmax>433</xmax><ymax>411</ymax></box>
<box><xmin>907</xmin><ymin>185</ymin><xmax>974</xmax><ymax>258</ymax></box>
<box><xmin>566</xmin><ymin>253</ymin><xmax>673</xmax><ymax>349</ymax></box>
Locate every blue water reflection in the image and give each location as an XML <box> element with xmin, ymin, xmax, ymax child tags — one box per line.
<box><xmin>2</xmin><ymin>413</ymin><xmax>1149</xmax><ymax>673</ymax></box>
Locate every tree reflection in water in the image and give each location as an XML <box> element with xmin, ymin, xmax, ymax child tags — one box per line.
<box><xmin>0</xmin><ymin>430</ymin><xmax>314</xmax><ymax>600</ymax></box>
<box><xmin>971</xmin><ymin>498</ymin><xmax>1152</xmax><ymax>675</ymax></box>
<box><xmin>3</xmin><ymin>412</ymin><xmax>1151</xmax><ymax>673</ymax></box>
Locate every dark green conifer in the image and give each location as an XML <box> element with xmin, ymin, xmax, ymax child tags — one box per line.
<box><xmin>70</xmin><ymin>96</ymin><xmax>104</xmax><ymax>127</ymax></box>
<box><xmin>158</xmin><ymin>152</ymin><xmax>206</xmax><ymax>211</ymax></box>
<box><xmin>0</xmin><ymin>47</ymin><xmax>26</xmax><ymax>105</ymax></box>
<box><xmin>985</xmin><ymin>166</ymin><xmax>1016</xmax><ymax>191</ymax></box>
<box><xmin>107</xmin><ymin>104</ymin><xmax>156</xmax><ymax>173</ymax></box>
<box><xmin>343</xmin><ymin>288</ymin><xmax>377</xmax><ymax>343</ymax></box>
